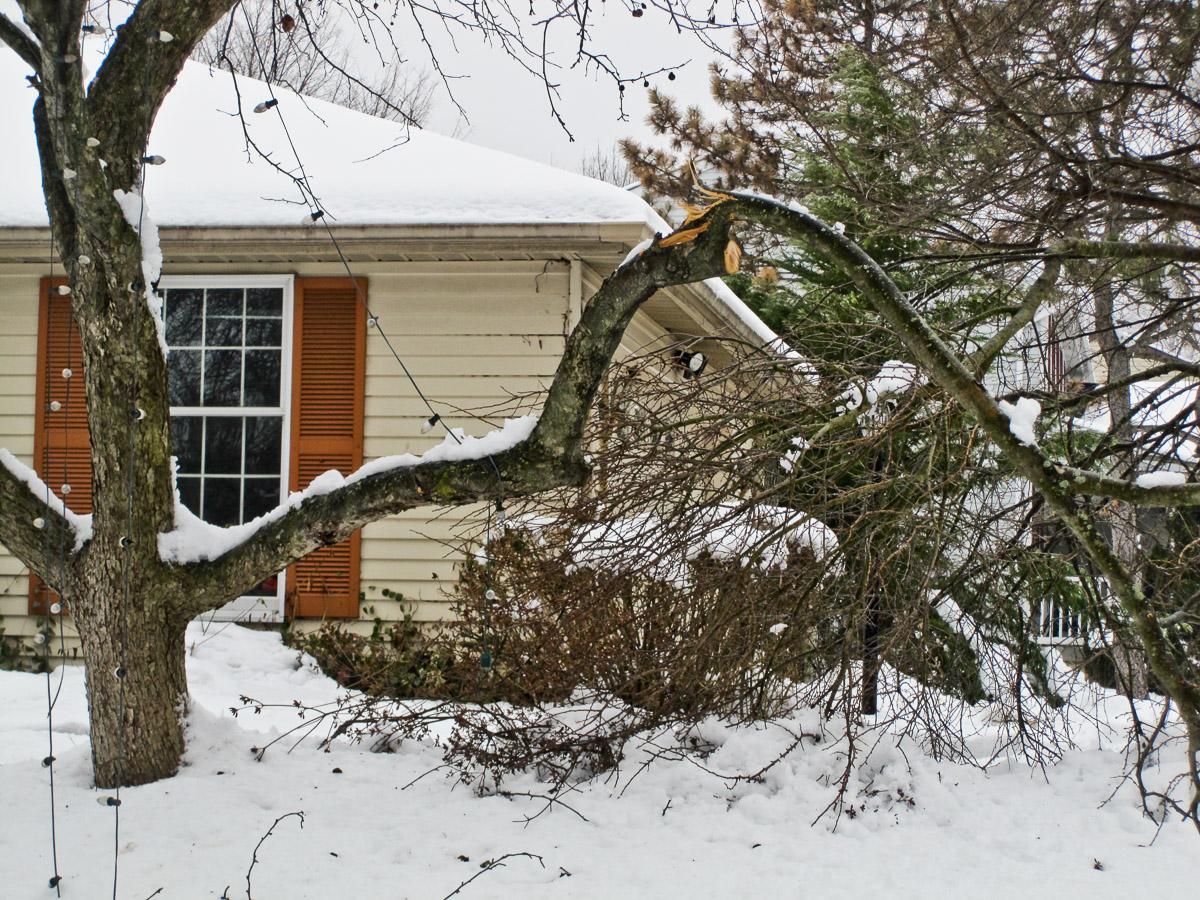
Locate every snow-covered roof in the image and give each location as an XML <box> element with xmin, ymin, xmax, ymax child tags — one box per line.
<box><xmin>0</xmin><ymin>54</ymin><xmax>663</xmax><ymax>229</ymax></box>
<box><xmin>0</xmin><ymin>44</ymin><xmax>783</xmax><ymax>348</ymax></box>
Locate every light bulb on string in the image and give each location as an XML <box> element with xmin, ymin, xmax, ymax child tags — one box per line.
<box><xmin>61</xmin><ymin>368</ymin><xmax>72</xmax><ymax>379</ymax></box>
<box><xmin>254</xmin><ymin>98</ymin><xmax>279</xmax><ymax>113</ymax></box>
<box><xmin>158</xmin><ymin>31</ymin><xmax>174</xmax><ymax>42</ymax></box>
<box><xmin>142</xmin><ymin>155</ymin><xmax>166</xmax><ymax>166</ymax></box>
<box><xmin>420</xmin><ymin>414</ymin><xmax>441</xmax><ymax>434</ymax></box>
<box><xmin>77</xmin><ymin>254</ymin><xmax>91</xmax><ymax>265</ymax></box>
<box><xmin>302</xmin><ymin>210</ymin><xmax>325</xmax><ymax>225</ymax></box>
<box><xmin>484</xmin><ymin>588</ymin><xmax>498</xmax><ymax>602</ymax></box>
<box><xmin>50</xmin><ymin>602</ymin><xmax>62</xmax><ymax>615</ymax></box>
<box><xmin>56</xmin><ymin>284</ymin><xmax>71</xmax><ymax>295</ymax></box>
<box><xmin>81</xmin><ymin>24</ymin><xmax>106</xmax><ymax>35</ymax></box>
<box><xmin>97</xmin><ymin>796</ymin><xmax>121</xmax><ymax>807</ymax></box>
<box><xmin>33</xmin><ymin>517</ymin><xmax>45</xmax><ymax>529</ymax></box>
<box><xmin>49</xmin><ymin>400</ymin><xmax>61</xmax><ymax>411</ymax></box>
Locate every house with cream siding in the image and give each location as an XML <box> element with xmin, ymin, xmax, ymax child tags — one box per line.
<box><xmin>0</xmin><ymin>55</ymin><xmax>781</xmax><ymax>654</ymax></box>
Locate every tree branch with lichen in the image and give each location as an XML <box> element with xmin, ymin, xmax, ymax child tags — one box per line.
<box><xmin>173</xmin><ymin>208</ymin><xmax>738</xmax><ymax>617</ymax></box>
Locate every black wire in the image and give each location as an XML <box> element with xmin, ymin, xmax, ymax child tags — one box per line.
<box><xmin>236</xmin><ymin>4</ymin><xmax>507</xmax><ymax>492</ymax></box>
<box><xmin>110</xmin><ymin>56</ymin><xmax>155</xmax><ymax>900</ymax></box>
<box><xmin>42</xmin><ymin>223</ymin><xmax>63</xmax><ymax>900</ymax></box>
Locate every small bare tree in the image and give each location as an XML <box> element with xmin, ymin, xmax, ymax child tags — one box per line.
<box><xmin>194</xmin><ymin>0</ymin><xmax>434</xmax><ymax>125</ymax></box>
<box><xmin>580</xmin><ymin>143</ymin><xmax>635</xmax><ymax>188</ymax></box>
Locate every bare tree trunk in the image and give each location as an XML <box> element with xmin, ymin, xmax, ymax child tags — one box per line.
<box><xmin>73</xmin><ymin>582</ymin><xmax>188</xmax><ymax>788</ymax></box>
<box><xmin>1095</xmin><ymin>274</ymin><xmax>1150</xmax><ymax>698</ymax></box>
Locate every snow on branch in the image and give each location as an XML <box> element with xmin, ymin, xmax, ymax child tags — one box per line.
<box><xmin>0</xmin><ymin>448</ymin><xmax>93</xmax><ymax>551</ymax></box>
<box><xmin>159</xmin><ymin>417</ymin><xmax>537</xmax><ymax>565</ymax></box>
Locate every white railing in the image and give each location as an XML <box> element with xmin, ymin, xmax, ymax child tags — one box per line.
<box><xmin>1033</xmin><ymin>576</ymin><xmax>1098</xmax><ymax>645</ymax></box>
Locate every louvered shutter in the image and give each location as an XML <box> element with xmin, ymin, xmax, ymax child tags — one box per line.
<box><xmin>287</xmin><ymin>277</ymin><xmax>366</xmax><ymax>618</ymax></box>
<box><xmin>30</xmin><ymin>277</ymin><xmax>92</xmax><ymax>614</ymax></box>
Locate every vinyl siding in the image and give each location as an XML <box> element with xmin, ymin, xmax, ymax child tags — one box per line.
<box><xmin>0</xmin><ymin>274</ymin><xmax>62</xmax><ymax>641</ymax></box>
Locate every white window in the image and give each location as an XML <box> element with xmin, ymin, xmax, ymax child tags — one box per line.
<box><xmin>162</xmin><ymin>275</ymin><xmax>293</xmax><ymax>622</ymax></box>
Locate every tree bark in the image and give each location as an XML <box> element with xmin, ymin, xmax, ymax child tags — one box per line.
<box><xmin>1094</xmin><ymin>272</ymin><xmax>1150</xmax><ymax>698</ymax></box>
<box><xmin>73</xmin><ymin>580</ymin><xmax>188</xmax><ymax>787</ymax></box>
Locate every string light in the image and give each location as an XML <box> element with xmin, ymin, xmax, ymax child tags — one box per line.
<box><xmin>303</xmin><ymin>209</ymin><xmax>325</xmax><ymax>224</ymax></box>
<box><xmin>86</xmin><ymin>137</ymin><xmax>100</xmax><ymax>148</ymax></box>
<box><xmin>158</xmin><ymin>31</ymin><xmax>174</xmax><ymax>43</ymax></box>
<box><xmin>81</xmin><ymin>24</ymin><xmax>106</xmax><ymax>35</ymax></box>
<box><xmin>97</xmin><ymin>796</ymin><xmax>121</xmax><ymax>807</ymax></box>
<box><xmin>60</xmin><ymin>484</ymin><xmax>71</xmax><ymax>495</ymax></box>
<box><xmin>78</xmin><ymin>255</ymin><xmax>91</xmax><ymax>265</ymax></box>
<box><xmin>141</xmin><ymin>155</ymin><xmax>166</xmax><ymax>165</ymax></box>
<box><xmin>484</xmin><ymin>588</ymin><xmax>497</xmax><ymax>602</ymax></box>
<box><xmin>33</xmin><ymin>517</ymin><xmax>45</xmax><ymax>529</ymax></box>
<box><xmin>420</xmin><ymin>413</ymin><xmax>441</xmax><ymax>434</ymax></box>
<box><xmin>253</xmin><ymin>98</ymin><xmax>279</xmax><ymax>113</ymax></box>
<box><xmin>56</xmin><ymin>285</ymin><xmax>71</xmax><ymax>295</ymax></box>
<box><xmin>49</xmin><ymin>400</ymin><xmax>61</xmax><ymax>411</ymax></box>
<box><xmin>50</xmin><ymin>602</ymin><xmax>62</xmax><ymax>615</ymax></box>
<box><xmin>61</xmin><ymin>368</ymin><xmax>72</xmax><ymax>379</ymax></box>
<box><xmin>62</xmin><ymin>168</ymin><xmax>77</xmax><ymax>181</ymax></box>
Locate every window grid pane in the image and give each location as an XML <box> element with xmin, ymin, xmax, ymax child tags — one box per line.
<box><xmin>164</xmin><ymin>286</ymin><xmax>287</xmax><ymax>550</ymax></box>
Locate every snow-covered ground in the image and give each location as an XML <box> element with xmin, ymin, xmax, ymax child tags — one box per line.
<box><xmin>0</xmin><ymin>625</ymin><xmax>1195</xmax><ymax>899</ymax></box>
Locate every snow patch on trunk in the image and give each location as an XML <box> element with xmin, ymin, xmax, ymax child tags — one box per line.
<box><xmin>113</xmin><ymin>188</ymin><xmax>168</xmax><ymax>355</ymax></box>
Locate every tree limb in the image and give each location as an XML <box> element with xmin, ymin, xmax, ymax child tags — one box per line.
<box><xmin>968</xmin><ymin>258</ymin><xmax>1060</xmax><ymax>378</ymax></box>
<box><xmin>171</xmin><ymin>210</ymin><xmax>736</xmax><ymax>617</ymax></box>
<box><xmin>0</xmin><ymin>452</ymin><xmax>82</xmax><ymax>593</ymax></box>
<box><xmin>722</xmin><ymin>189</ymin><xmax>1200</xmax><ymax>734</ymax></box>
<box><xmin>87</xmin><ymin>0</ymin><xmax>235</xmax><ymax>151</ymax></box>
<box><xmin>1055</xmin><ymin>466</ymin><xmax>1200</xmax><ymax>506</ymax></box>
<box><xmin>0</xmin><ymin>11</ymin><xmax>40</xmax><ymax>71</ymax></box>
<box><xmin>1051</xmin><ymin>239</ymin><xmax>1200</xmax><ymax>265</ymax></box>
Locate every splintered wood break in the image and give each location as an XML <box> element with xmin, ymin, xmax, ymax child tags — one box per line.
<box><xmin>658</xmin><ymin>221</ymin><xmax>711</xmax><ymax>247</ymax></box>
<box><xmin>724</xmin><ymin>240</ymin><xmax>742</xmax><ymax>274</ymax></box>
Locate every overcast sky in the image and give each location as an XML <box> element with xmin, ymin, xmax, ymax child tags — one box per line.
<box><xmin>411</xmin><ymin>7</ymin><xmax>732</xmax><ymax>174</ymax></box>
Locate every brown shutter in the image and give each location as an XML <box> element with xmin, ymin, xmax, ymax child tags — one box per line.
<box><xmin>286</xmin><ymin>277</ymin><xmax>366</xmax><ymax>618</ymax></box>
<box><xmin>30</xmin><ymin>277</ymin><xmax>92</xmax><ymax>614</ymax></box>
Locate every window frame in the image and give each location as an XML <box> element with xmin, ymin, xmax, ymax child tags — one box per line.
<box><xmin>161</xmin><ymin>273</ymin><xmax>295</xmax><ymax>624</ymax></box>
